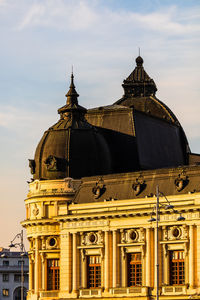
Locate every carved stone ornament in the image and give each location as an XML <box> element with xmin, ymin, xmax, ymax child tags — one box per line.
<box><xmin>132</xmin><ymin>176</ymin><xmax>146</xmax><ymax>196</ymax></box>
<box><xmin>46</xmin><ymin>236</ymin><xmax>58</xmax><ymax>249</ymax></box>
<box><xmin>121</xmin><ymin>229</ymin><xmax>141</xmax><ymax>243</ymax></box>
<box><xmin>169</xmin><ymin>226</ymin><xmax>182</xmax><ymax>240</ymax></box>
<box><xmin>81</xmin><ymin>231</ymin><xmax>103</xmax><ymax>246</ymax></box>
<box><xmin>32</xmin><ymin>204</ymin><xmax>39</xmax><ymax>216</ymax></box>
<box><xmin>44</xmin><ymin>155</ymin><xmax>58</xmax><ymax>171</ymax></box>
<box><xmin>64</xmin><ymin>177</ymin><xmax>75</xmax><ymax>193</ymax></box>
<box><xmin>121</xmin><ymin>247</ymin><xmax>126</xmax><ymax>260</ymax></box>
<box><xmin>81</xmin><ymin>249</ymin><xmax>86</xmax><ymax>261</ymax></box>
<box><xmin>120</xmin><ymin>229</ymin><xmax>126</xmax><ymax>243</ymax></box>
<box><xmin>29</xmin><ymin>159</ymin><xmax>36</xmax><ymax>174</ymax></box>
<box><xmin>92</xmin><ymin>177</ymin><xmax>106</xmax><ymax>199</ymax></box>
<box><xmin>174</xmin><ymin>171</ymin><xmax>188</xmax><ymax>191</ymax></box>
<box><xmin>182</xmin><ymin>225</ymin><xmax>188</xmax><ymax>239</ymax></box>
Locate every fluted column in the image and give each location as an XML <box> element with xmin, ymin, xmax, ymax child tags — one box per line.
<box><xmin>189</xmin><ymin>225</ymin><xmax>194</xmax><ymax>288</ymax></box>
<box><xmin>112</xmin><ymin>230</ymin><xmax>117</xmax><ymax>288</ymax></box>
<box><xmin>105</xmin><ymin>231</ymin><xmax>109</xmax><ymax>291</ymax></box>
<box><xmin>72</xmin><ymin>233</ymin><xmax>77</xmax><ymax>292</ymax></box>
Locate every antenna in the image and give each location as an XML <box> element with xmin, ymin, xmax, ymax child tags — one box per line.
<box><xmin>139</xmin><ymin>47</ymin><xmax>140</xmax><ymax>56</ymax></box>
<box><xmin>72</xmin><ymin>65</ymin><xmax>73</xmax><ymax>75</ymax></box>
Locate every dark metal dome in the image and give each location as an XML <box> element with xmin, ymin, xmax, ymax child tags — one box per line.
<box><xmin>29</xmin><ymin>74</ymin><xmax>112</xmax><ymax>180</ymax></box>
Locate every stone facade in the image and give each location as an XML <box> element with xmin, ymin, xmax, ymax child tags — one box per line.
<box><xmin>22</xmin><ymin>57</ymin><xmax>200</xmax><ymax>300</ymax></box>
<box><xmin>22</xmin><ymin>169</ymin><xmax>200</xmax><ymax>300</ymax></box>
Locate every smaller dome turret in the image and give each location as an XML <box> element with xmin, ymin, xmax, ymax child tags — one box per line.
<box><xmin>122</xmin><ymin>56</ymin><xmax>157</xmax><ymax>97</ymax></box>
<box><xmin>30</xmin><ymin>74</ymin><xmax>112</xmax><ymax>180</ymax></box>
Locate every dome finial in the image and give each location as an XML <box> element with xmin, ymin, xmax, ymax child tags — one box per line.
<box><xmin>136</xmin><ymin>55</ymin><xmax>143</xmax><ymax>67</ymax></box>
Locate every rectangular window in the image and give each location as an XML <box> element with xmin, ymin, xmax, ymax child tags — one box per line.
<box><xmin>128</xmin><ymin>253</ymin><xmax>142</xmax><ymax>287</ymax></box>
<box><xmin>3</xmin><ymin>261</ymin><xmax>9</xmax><ymax>266</ymax></box>
<box><xmin>2</xmin><ymin>289</ymin><xmax>9</xmax><ymax>296</ymax></box>
<box><xmin>18</xmin><ymin>260</ymin><xmax>23</xmax><ymax>266</ymax></box>
<box><xmin>14</xmin><ymin>274</ymin><xmax>21</xmax><ymax>282</ymax></box>
<box><xmin>47</xmin><ymin>259</ymin><xmax>60</xmax><ymax>290</ymax></box>
<box><xmin>2</xmin><ymin>274</ymin><xmax>9</xmax><ymax>282</ymax></box>
<box><xmin>170</xmin><ymin>250</ymin><xmax>185</xmax><ymax>285</ymax></box>
<box><xmin>87</xmin><ymin>256</ymin><xmax>101</xmax><ymax>288</ymax></box>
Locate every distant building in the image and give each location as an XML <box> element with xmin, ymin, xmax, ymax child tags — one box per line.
<box><xmin>0</xmin><ymin>248</ymin><xmax>28</xmax><ymax>300</ymax></box>
<box><xmin>22</xmin><ymin>57</ymin><xmax>200</xmax><ymax>300</ymax></box>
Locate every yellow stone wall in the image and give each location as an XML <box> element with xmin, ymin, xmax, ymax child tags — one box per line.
<box><xmin>22</xmin><ymin>178</ymin><xmax>200</xmax><ymax>300</ymax></box>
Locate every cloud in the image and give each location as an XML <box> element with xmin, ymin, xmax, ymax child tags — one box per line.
<box><xmin>17</xmin><ymin>0</ymin><xmax>98</xmax><ymax>31</ymax></box>
<box><xmin>16</xmin><ymin>1</ymin><xmax>200</xmax><ymax>36</ymax></box>
<box><xmin>0</xmin><ymin>106</ymin><xmax>32</xmax><ymax>128</ymax></box>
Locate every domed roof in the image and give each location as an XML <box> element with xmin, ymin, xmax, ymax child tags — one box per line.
<box><xmin>29</xmin><ymin>74</ymin><xmax>112</xmax><ymax>180</ymax></box>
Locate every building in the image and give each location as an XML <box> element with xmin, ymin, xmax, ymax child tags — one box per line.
<box><xmin>22</xmin><ymin>57</ymin><xmax>200</xmax><ymax>300</ymax></box>
<box><xmin>0</xmin><ymin>248</ymin><xmax>29</xmax><ymax>300</ymax></box>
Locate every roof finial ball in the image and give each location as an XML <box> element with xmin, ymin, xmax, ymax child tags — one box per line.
<box><xmin>136</xmin><ymin>55</ymin><xmax>144</xmax><ymax>67</ymax></box>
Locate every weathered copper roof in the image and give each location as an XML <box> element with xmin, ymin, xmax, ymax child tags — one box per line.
<box><xmin>74</xmin><ymin>165</ymin><xmax>200</xmax><ymax>204</ymax></box>
<box><xmin>122</xmin><ymin>56</ymin><xmax>157</xmax><ymax>98</ymax></box>
<box><xmin>31</xmin><ymin>75</ymin><xmax>112</xmax><ymax>180</ymax></box>
<box><xmin>29</xmin><ymin>57</ymin><xmax>193</xmax><ymax>180</ymax></box>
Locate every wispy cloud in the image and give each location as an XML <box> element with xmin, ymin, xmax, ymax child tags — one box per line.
<box><xmin>16</xmin><ymin>1</ymin><xmax>200</xmax><ymax>36</ymax></box>
<box><xmin>17</xmin><ymin>0</ymin><xmax>98</xmax><ymax>31</ymax></box>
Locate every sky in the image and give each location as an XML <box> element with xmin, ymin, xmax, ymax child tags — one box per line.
<box><xmin>0</xmin><ymin>0</ymin><xmax>199</xmax><ymax>249</ymax></box>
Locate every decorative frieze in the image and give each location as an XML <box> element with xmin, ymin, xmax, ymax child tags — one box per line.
<box><xmin>65</xmin><ymin>220</ymin><xmax>109</xmax><ymax>229</ymax></box>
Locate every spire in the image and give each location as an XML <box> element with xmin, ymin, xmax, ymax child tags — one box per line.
<box><xmin>65</xmin><ymin>72</ymin><xmax>79</xmax><ymax>106</ymax></box>
<box><xmin>58</xmin><ymin>72</ymin><xmax>87</xmax><ymax>117</ymax></box>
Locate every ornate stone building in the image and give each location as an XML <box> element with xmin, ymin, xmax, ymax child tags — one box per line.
<box><xmin>22</xmin><ymin>57</ymin><xmax>200</xmax><ymax>300</ymax></box>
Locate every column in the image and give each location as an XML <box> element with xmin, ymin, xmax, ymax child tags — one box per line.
<box><xmin>105</xmin><ymin>231</ymin><xmax>109</xmax><ymax>291</ymax></box>
<box><xmin>196</xmin><ymin>225</ymin><xmax>200</xmax><ymax>289</ymax></box>
<box><xmin>146</xmin><ymin>228</ymin><xmax>151</xmax><ymax>286</ymax></box>
<box><xmin>34</xmin><ymin>237</ymin><xmax>39</xmax><ymax>294</ymax></box>
<box><xmin>162</xmin><ymin>244</ymin><xmax>169</xmax><ymax>285</ymax></box>
<box><xmin>189</xmin><ymin>225</ymin><xmax>194</xmax><ymax>288</ymax></box>
<box><xmin>121</xmin><ymin>247</ymin><xmax>127</xmax><ymax>287</ymax></box>
<box><xmin>29</xmin><ymin>256</ymin><xmax>33</xmax><ymax>291</ymax></box>
<box><xmin>81</xmin><ymin>250</ymin><xmax>87</xmax><ymax>288</ymax></box>
<box><xmin>112</xmin><ymin>230</ymin><xmax>117</xmax><ymax>288</ymax></box>
<box><xmin>72</xmin><ymin>233</ymin><xmax>77</xmax><ymax>292</ymax></box>
<box><xmin>40</xmin><ymin>253</ymin><xmax>46</xmax><ymax>290</ymax></box>
<box><xmin>66</xmin><ymin>232</ymin><xmax>71</xmax><ymax>293</ymax></box>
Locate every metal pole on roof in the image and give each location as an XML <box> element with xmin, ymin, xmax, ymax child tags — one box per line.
<box><xmin>155</xmin><ymin>185</ymin><xmax>159</xmax><ymax>300</ymax></box>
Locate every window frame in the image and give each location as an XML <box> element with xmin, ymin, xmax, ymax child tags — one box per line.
<box><xmin>2</xmin><ymin>261</ymin><xmax>9</xmax><ymax>266</ymax></box>
<box><xmin>127</xmin><ymin>252</ymin><xmax>142</xmax><ymax>287</ymax></box>
<box><xmin>2</xmin><ymin>274</ymin><xmax>9</xmax><ymax>282</ymax></box>
<box><xmin>87</xmin><ymin>255</ymin><xmax>101</xmax><ymax>288</ymax></box>
<box><xmin>169</xmin><ymin>250</ymin><xmax>185</xmax><ymax>285</ymax></box>
<box><xmin>47</xmin><ymin>259</ymin><xmax>60</xmax><ymax>291</ymax></box>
